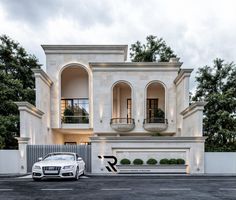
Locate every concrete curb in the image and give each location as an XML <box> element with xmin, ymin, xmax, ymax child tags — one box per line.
<box><xmin>0</xmin><ymin>173</ymin><xmax>31</xmax><ymax>178</ymax></box>
<box><xmin>85</xmin><ymin>173</ymin><xmax>236</xmax><ymax>177</ymax></box>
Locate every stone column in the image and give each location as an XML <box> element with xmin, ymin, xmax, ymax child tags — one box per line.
<box><xmin>16</xmin><ymin>137</ymin><xmax>30</xmax><ymax>174</ymax></box>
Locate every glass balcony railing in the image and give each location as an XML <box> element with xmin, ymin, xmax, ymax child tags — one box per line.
<box><xmin>61</xmin><ymin>116</ymin><xmax>89</xmax><ymax>124</ymax></box>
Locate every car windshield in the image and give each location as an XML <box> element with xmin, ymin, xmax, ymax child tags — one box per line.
<box><xmin>43</xmin><ymin>154</ymin><xmax>75</xmax><ymax>161</ymax></box>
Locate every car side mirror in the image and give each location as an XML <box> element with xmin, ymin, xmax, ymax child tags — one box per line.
<box><xmin>38</xmin><ymin>157</ymin><xmax>42</xmax><ymax>161</ymax></box>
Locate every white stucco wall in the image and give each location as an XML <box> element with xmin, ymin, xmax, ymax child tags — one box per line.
<box><xmin>175</xmin><ymin>69</ymin><xmax>192</xmax><ymax>136</ymax></box>
<box><xmin>18</xmin><ymin>106</ymin><xmax>43</xmax><ymax>144</ymax></box>
<box><xmin>205</xmin><ymin>152</ymin><xmax>236</xmax><ymax>174</ymax></box>
<box><xmin>35</xmin><ymin>71</ymin><xmax>52</xmax><ymax>144</ymax></box>
<box><xmin>0</xmin><ymin>150</ymin><xmax>20</xmax><ymax>174</ymax></box>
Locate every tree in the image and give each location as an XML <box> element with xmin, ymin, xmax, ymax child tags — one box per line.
<box><xmin>193</xmin><ymin>58</ymin><xmax>236</xmax><ymax>151</ymax></box>
<box><xmin>0</xmin><ymin>35</ymin><xmax>41</xmax><ymax>149</ymax></box>
<box><xmin>130</xmin><ymin>35</ymin><xmax>177</xmax><ymax>62</ymax></box>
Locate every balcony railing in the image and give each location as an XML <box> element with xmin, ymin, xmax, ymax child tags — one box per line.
<box><xmin>143</xmin><ymin>117</ymin><xmax>168</xmax><ymax>132</ymax></box>
<box><xmin>110</xmin><ymin>118</ymin><xmax>135</xmax><ymax>132</ymax></box>
<box><xmin>61</xmin><ymin>116</ymin><xmax>89</xmax><ymax>124</ymax></box>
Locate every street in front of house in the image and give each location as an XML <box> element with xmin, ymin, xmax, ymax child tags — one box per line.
<box><xmin>0</xmin><ymin>176</ymin><xmax>236</xmax><ymax>200</ymax></box>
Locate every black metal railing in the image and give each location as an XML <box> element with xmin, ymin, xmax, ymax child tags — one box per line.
<box><xmin>62</xmin><ymin>116</ymin><xmax>89</xmax><ymax>124</ymax></box>
<box><xmin>143</xmin><ymin>118</ymin><xmax>168</xmax><ymax>124</ymax></box>
<box><xmin>110</xmin><ymin>118</ymin><xmax>135</xmax><ymax>125</ymax></box>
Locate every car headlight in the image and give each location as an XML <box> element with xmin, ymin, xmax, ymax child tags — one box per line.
<box><xmin>63</xmin><ymin>165</ymin><xmax>74</xmax><ymax>170</ymax></box>
<box><xmin>33</xmin><ymin>165</ymin><xmax>41</xmax><ymax>170</ymax></box>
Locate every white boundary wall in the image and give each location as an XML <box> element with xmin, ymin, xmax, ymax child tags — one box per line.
<box><xmin>0</xmin><ymin>150</ymin><xmax>20</xmax><ymax>174</ymax></box>
<box><xmin>205</xmin><ymin>152</ymin><xmax>236</xmax><ymax>174</ymax></box>
<box><xmin>0</xmin><ymin>150</ymin><xmax>236</xmax><ymax>174</ymax></box>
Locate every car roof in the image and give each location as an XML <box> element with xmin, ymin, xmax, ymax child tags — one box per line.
<box><xmin>46</xmin><ymin>152</ymin><xmax>76</xmax><ymax>156</ymax></box>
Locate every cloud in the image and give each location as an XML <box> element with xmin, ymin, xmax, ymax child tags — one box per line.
<box><xmin>0</xmin><ymin>0</ymin><xmax>114</xmax><ymax>27</ymax></box>
<box><xmin>0</xmin><ymin>0</ymin><xmax>236</xmax><ymax>90</ymax></box>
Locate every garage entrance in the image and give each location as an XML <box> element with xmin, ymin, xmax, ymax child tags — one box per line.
<box><xmin>27</xmin><ymin>144</ymin><xmax>91</xmax><ymax>173</ymax></box>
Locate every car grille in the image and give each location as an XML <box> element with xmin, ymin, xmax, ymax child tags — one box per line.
<box><xmin>42</xmin><ymin>166</ymin><xmax>61</xmax><ymax>175</ymax></box>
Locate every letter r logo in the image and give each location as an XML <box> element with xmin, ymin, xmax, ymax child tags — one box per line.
<box><xmin>98</xmin><ymin>155</ymin><xmax>117</xmax><ymax>172</ymax></box>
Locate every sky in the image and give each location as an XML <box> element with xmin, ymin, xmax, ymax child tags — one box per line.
<box><xmin>0</xmin><ymin>0</ymin><xmax>236</xmax><ymax>90</ymax></box>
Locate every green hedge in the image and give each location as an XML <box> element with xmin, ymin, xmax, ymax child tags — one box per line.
<box><xmin>120</xmin><ymin>158</ymin><xmax>131</xmax><ymax>165</ymax></box>
<box><xmin>160</xmin><ymin>158</ymin><xmax>185</xmax><ymax>165</ymax></box>
<box><xmin>160</xmin><ymin>158</ymin><xmax>169</xmax><ymax>164</ymax></box>
<box><xmin>133</xmin><ymin>158</ymin><xmax>143</xmax><ymax>165</ymax></box>
<box><xmin>176</xmin><ymin>158</ymin><xmax>185</xmax><ymax>164</ymax></box>
<box><xmin>121</xmin><ymin>158</ymin><xmax>185</xmax><ymax>165</ymax></box>
<box><xmin>169</xmin><ymin>159</ymin><xmax>177</xmax><ymax>164</ymax></box>
<box><xmin>146</xmin><ymin>158</ymin><xmax>158</xmax><ymax>165</ymax></box>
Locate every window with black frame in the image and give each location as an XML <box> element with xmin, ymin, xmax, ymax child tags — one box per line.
<box><xmin>61</xmin><ymin>98</ymin><xmax>89</xmax><ymax>123</ymax></box>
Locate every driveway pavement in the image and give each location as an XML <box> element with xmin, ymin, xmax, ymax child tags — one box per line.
<box><xmin>0</xmin><ymin>176</ymin><xmax>235</xmax><ymax>200</ymax></box>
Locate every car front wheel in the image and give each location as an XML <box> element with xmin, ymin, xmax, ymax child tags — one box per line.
<box><xmin>74</xmin><ymin>167</ymin><xmax>79</xmax><ymax>181</ymax></box>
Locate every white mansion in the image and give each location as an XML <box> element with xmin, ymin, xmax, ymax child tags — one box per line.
<box><xmin>16</xmin><ymin>45</ymin><xmax>206</xmax><ymax>174</ymax></box>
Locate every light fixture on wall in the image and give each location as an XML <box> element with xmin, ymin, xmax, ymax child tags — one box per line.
<box><xmin>196</xmin><ymin>155</ymin><xmax>200</xmax><ymax>171</ymax></box>
<box><xmin>99</xmin><ymin>105</ymin><xmax>103</xmax><ymax>123</ymax></box>
<box><xmin>137</xmin><ymin>111</ymin><xmax>140</xmax><ymax>123</ymax></box>
<box><xmin>20</xmin><ymin>149</ymin><xmax>24</xmax><ymax>158</ymax></box>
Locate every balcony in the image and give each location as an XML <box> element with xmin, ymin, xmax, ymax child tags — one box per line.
<box><xmin>110</xmin><ymin>118</ymin><xmax>135</xmax><ymax>132</ymax></box>
<box><xmin>61</xmin><ymin>115</ymin><xmax>89</xmax><ymax>129</ymax></box>
<box><xmin>143</xmin><ymin>118</ymin><xmax>168</xmax><ymax>133</ymax></box>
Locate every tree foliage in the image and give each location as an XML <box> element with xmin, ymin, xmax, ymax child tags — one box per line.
<box><xmin>193</xmin><ymin>58</ymin><xmax>236</xmax><ymax>151</ymax></box>
<box><xmin>0</xmin><ymin>35</ymin><xmax>41</xmax><ymax>149</ymax></box>
<box><xmin>130</xmin><ymin>35</ymin><xmax>176</xmax><ymax>62</ymax></box>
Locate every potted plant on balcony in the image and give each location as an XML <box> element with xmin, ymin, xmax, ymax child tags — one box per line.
<box><xmin>63</xmin><ymin>107</ymin><xmax>74</xmax><ymax>123</ymax></box>
<box><xmin>154</xmin><ymin>108</ymin><xmax>165</xmax><ymax>122</ymax></box>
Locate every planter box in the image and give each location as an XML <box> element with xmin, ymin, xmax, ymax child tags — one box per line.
<box><xmin>117</xmin><ymin>164</ymin><xmax>187</xmax><ymax>174</ymax></box>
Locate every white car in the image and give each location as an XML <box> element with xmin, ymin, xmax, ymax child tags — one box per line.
<box><xmin>32</xmin><ymin>152</ymin><xmax>85</xmax><ymax>181</ymax></box>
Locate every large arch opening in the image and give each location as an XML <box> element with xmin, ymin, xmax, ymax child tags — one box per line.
<box><xmin>145</xmin><ymin>81</ymin><xmax>166</xmax><ymax>123</ymax></box>
<box><xmin>60</xmin><ymin>66</ymin><xmax>89</xmax><ymax>124</ymax></box>
<box><xmin>111</xmin><ymin>81</ymin><xmax>134</xmax><ymax>131</ymax></box>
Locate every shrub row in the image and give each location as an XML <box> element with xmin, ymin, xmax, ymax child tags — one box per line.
<box><xmin>120</xmin><ymin>158</ymin><xmax>185</xmax><ymax>165</ymax></box>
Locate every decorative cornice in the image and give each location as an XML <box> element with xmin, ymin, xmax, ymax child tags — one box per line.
<box><xmin>174</xmin><ymin>68</ymin><xmax>193</xmax><ymax>85</ymax></box>
<box><xmin>32</xmin><ymin>69</ymin><xmax>53</xmax><ymax>87</ymax></box>
<box><xmin>89</xmin><ymin>62</ymin><xmax>182</xmax><ymax>72</ymax></box>
<box><xmin>15</xmin><ymin>137</ymin><xmax>30</xmax><ymax>144</ymax></box>
<box><xmin>41</xmin><ymin>45</ymin><xmax>128</xmax><ymax>61</ymax></box>
<box><xmin>180</xmin><ymin>101</ymin><xmax>207</xmax><ymax>119</ymax></box>
<box><xmin>15</xmin><ymin>102</ymin><xmax>44</xmax><ymax>118</ymax></box>
<box><xmin>90</xmin><ymin>136</ymin><xmax>207</xmax><ymax>143</ymax></box>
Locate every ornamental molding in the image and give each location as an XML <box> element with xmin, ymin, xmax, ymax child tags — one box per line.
<box><xmin>15</xmin><ymin>101</ymin><xmax>44</xmax><ymax>118</ymax></box>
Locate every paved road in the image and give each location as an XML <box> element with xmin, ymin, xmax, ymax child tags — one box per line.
<box><xmin>0</xmin><ymin>176</ymin><xmax>236</xmax><ymax>200</ymax></box>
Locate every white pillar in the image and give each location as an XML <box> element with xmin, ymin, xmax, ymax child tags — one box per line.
<box><xmin>16</xmin><ymin>137</ymin><xmax>30</xmax><ymax>174</ymax></box>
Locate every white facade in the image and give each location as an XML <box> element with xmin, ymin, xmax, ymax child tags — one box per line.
<box><xmin>15</xmin><ymin>45</ymin><xmax>206</xmax><ymax>174</ymax></box>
